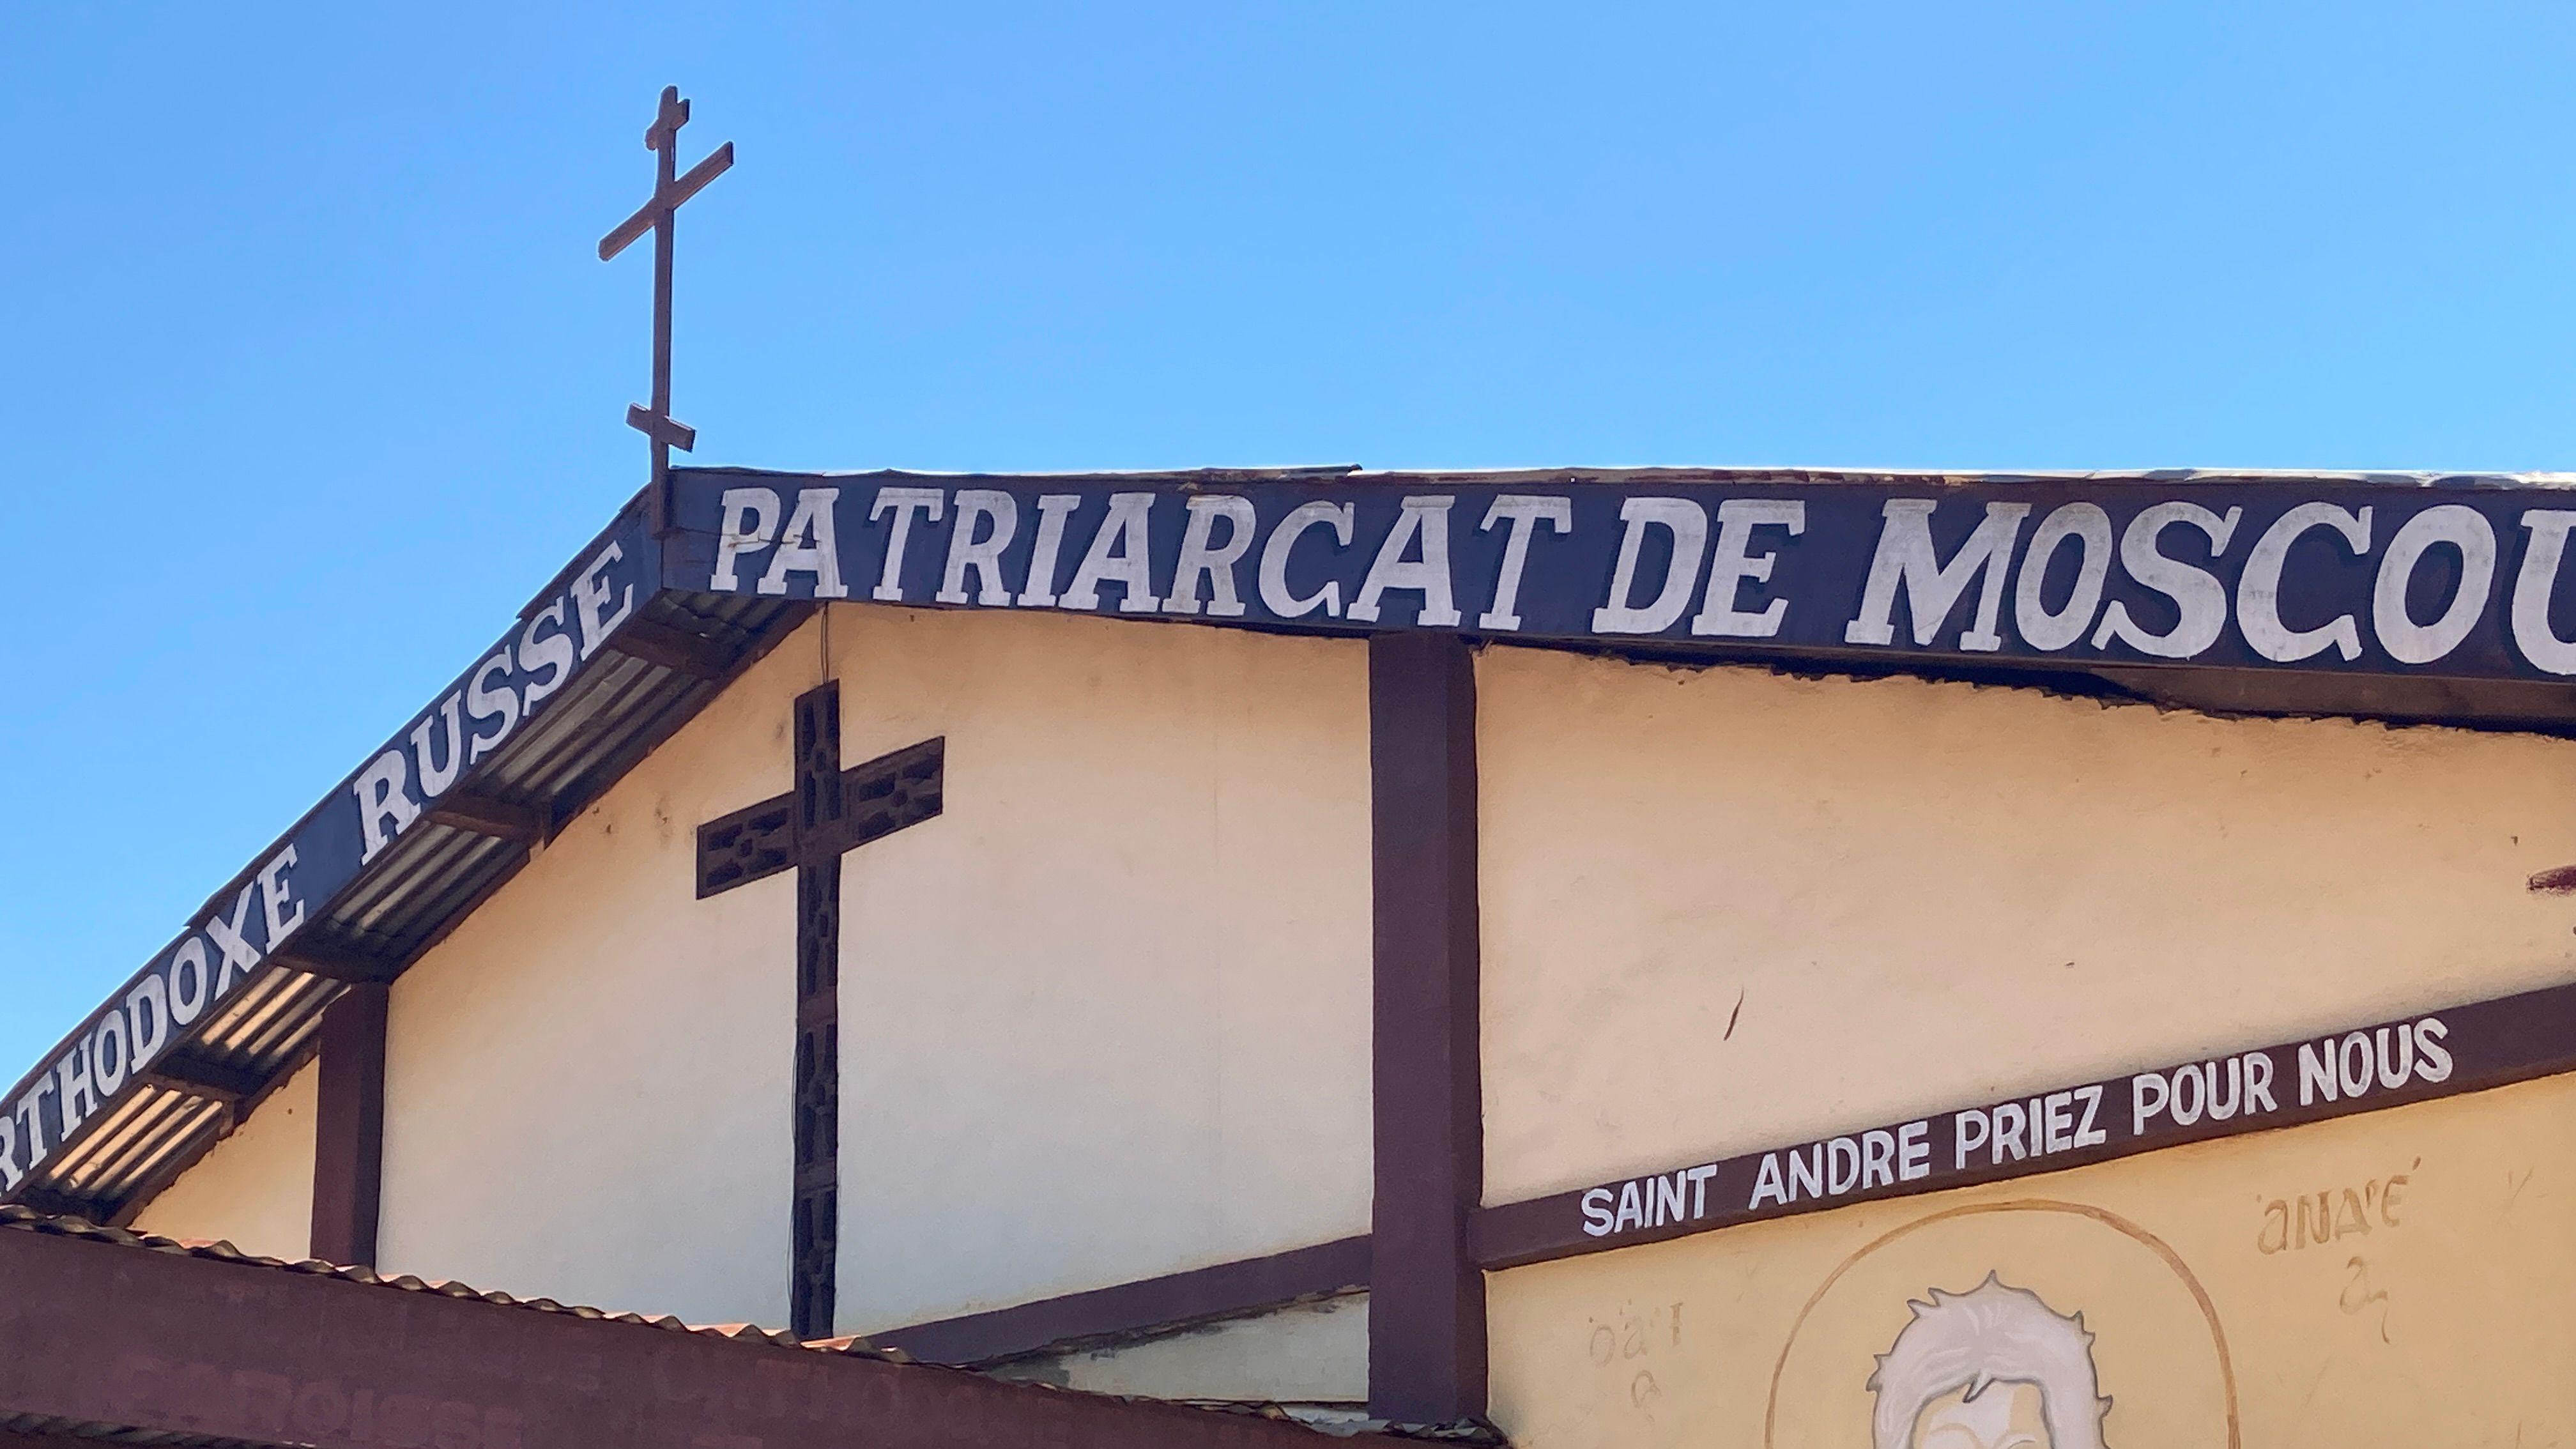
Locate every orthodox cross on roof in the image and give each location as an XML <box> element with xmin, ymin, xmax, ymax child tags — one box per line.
<box><xmin>599</xmin><ymin>86</ymin><xmax>734</xmax><ymax>535</ymax></box>
<box><xmin>695</xmin><ymin>682</ymin><xmax>946</xmax><ymax>1340</ymax></box>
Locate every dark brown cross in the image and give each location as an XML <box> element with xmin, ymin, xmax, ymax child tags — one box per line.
<box><xmin>694</xmin><ymin>680</ymin><xmax>944</xmax><ymax>1340</ymax></box>
<box><xmin>599</xmin><ymin>85</ymin><xmax>734</xmax><ymax>536</ymax></box>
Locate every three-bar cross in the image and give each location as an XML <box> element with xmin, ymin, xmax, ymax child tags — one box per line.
<box><xmin>599</xmin><ymin>86</ymin><xmax>733</xmax><ymax>535</ymax></box>
<box><xmin>694</xmin><ymin>682</ymin><xmax>944</xmax><ymax>1339</ymax></box>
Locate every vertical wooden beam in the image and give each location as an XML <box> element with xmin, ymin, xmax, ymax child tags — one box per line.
<box><xmin>1367</xmin><ymin>632</ymin><xmax>1485</xmax><ymax>1424</ymax></box>
<box><xmin>310</xmin><ymin>983</ymin><xmax>388</xmax><ymax>1266</ymax></box>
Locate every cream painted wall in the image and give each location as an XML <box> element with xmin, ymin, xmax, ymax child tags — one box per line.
<box><xmin>1487</xmin><ymin>1073</ymin><xmax>2576</xmax><ymax>1448</ymax></box>
<box><xmin>128</xmin><ymin>1058</ymin><xmax>318</xmax><ymax>1261</ymax></box>
<box><xmin>1480</xmin><ymin>647</ymin><xmax>2576</xmax><ymax>1202</ymax></box>
<box><xmin>986</xmin><ymin>1294</ymin><xmax>1368</xmax><ymax>1402</ymax></box>
<box><xmin>822</xmin><ymin>606</ymin><xmax>1375</xmax><ymax>1333</ymax></box>
<box><xmin>372</xmin><ymin>627</ymin><xmax>806</xmax><ymax>1326</ymax></box>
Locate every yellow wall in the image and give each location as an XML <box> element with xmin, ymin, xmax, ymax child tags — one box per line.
<box><xmin>1488</xmin><ymin>1071</ymin><xmax>2576</xmax><ymax>1447</ymax></box>
<box><xmin>1479</xmin><ymin>647</ymin><xmax>2576</xmax><ymax>1202</ymax></box>
<box><xmin>376</xmin><ymin>627</ymin><xmax>804</xmax><ymax>1326</ymax></box>
<box><xmin>820</xmin><ymin>606</ymin><xmax>1375</xmax><ymax>1333</ymax></box>
<box><xmin>128</xmin><ymin>1059</ymin><xmax>316</xmax><ymax>1261</ymax></box>
<box><xmin>987</xmin><ymin>1294</ymin><xmax>1368</xmax><ymax>1403</ymax></box>
<box><xmin>314</xmin><ymin>604</ymin><xmax>1372</xmax><ymax>1341</ymax></box>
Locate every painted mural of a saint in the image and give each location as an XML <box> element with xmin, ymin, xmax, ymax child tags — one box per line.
<box><xmin>1864</xmin><ymin>1275</ymin><xmax>2112</xmax><ymax>1449</ymax></box>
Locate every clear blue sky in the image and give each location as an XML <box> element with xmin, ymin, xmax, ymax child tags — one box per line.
<box><xmin>6</xmin><ymin>1</ymin><xmax>2575</xmax><ymax>1073</ymax></box>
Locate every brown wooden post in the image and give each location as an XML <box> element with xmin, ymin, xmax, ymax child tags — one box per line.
<box><xmin>309</xmin><ymin>983</ymin><xmax>388</xmax><ymax>1266</ymax></box>
<box><xmin>1367</xmin><ymin>631</ymin><xmax>1485</xmax><ymax>1424</ymax></box>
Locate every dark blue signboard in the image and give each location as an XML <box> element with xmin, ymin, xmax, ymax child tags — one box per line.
<box><xmin>665</xmin><ymin>468</ymin><xmax>2576</xmax><ymax>684</ymax></box>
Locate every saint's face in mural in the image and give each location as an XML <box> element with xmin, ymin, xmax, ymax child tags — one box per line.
<box><xmin>1866</xmin><ymin>1275</ymin><xmax>2111</xmax><ymax>1449</ymax></box>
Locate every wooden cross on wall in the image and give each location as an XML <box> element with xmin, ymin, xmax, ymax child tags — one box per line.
<box><xmin>695</xmin><ymin>681</ymin><xmax>944</xmax><ymax>1340</ymax></box>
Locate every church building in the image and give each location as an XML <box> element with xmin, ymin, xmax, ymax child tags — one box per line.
<box><xmin>8</xmin><ymin>462</ymin><xmax>2576</xmax><ymax>1447</ymax></box>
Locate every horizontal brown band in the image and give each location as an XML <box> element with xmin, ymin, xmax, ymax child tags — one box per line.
<box><xmin>1473</xmin><ymin>977</ymin><xmax>2576</xmax><ymax>1270</ymax></box>
<box><xmin>871</xmin><ymin>1235</ymin><xmax>1372</xmax><ymax>1367</ymax></box>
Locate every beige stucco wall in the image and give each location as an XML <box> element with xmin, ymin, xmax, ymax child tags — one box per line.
<box><xmin>128</xmin><ymin>1058</ymin><xmax>317</xmax><ymax>1261</ymax></box>
<box><xmin>1487</xmin><ymin>1071</ymin><xmax>2576</xmax><ymax>1447</ymax></box>
<box><xmin>987</xmin><ymin>1294</ymin><xmax>1368</xmax><ymax>1402</ymax></box>
<box><xmin>374</xmin><ymin>627</ymin><xmax>805</xmax><ymax>1326</ymax></box>
<box><xmin>822</xmin><ymin>606</ymin><xmax>1375</xmax><ymax>1333</ymax></box>
<box><xmin>1480</xmin><ymin>647</ymin><xmax>2576</xmax><ymax>1202</ymax></box>
<box><xmin>362</xmin><ymin>604</ymin><xmax>1370</xmax><ymax>1343</ymax></box>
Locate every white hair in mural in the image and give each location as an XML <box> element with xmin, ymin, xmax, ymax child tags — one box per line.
<box><xmin>1866</xmin><ymin>1274</ymin><xmax>2112</xmax><ymax>1449</ymax></box>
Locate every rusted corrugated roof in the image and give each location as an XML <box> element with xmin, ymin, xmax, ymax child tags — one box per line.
<box><xmin>0</xmin><ymin>1204</ymin><xmax>893</xmax><ymax>1357</ymax></box>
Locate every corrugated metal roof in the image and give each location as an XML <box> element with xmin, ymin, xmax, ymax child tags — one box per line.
<box><xmin>2</xmin><ymin>490</ymin><xmax>814</xmax><ymax>1222</ymax></box>
<box><xmin>0</xmin><ymin>1204</ymin><xmax>873</xmax><ymax>1354</ymax></box>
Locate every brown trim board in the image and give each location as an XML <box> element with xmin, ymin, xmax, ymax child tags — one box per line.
<box><xmin>1474</xmin><ymin>978</ymin><xmax>2576</xmax><ymax>1271</ymax></box>
<box><xmin>872</xmin><ymin>1235</ymin><xmax>1373</xmax><ymax>1367</ymax></box>
<box><xmin>1367</xmin><ymin>631</ymin><xmax>1485</xmax><ymax>1424</ymax></box>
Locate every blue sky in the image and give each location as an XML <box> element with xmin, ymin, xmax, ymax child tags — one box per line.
<box><xmin>5</xmin><ymin>1</ymin><xmax>2576</xmax><ymax>1073</ymax></box>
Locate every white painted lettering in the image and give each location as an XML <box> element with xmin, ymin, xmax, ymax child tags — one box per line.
<box><xmin>868</xmin><ymin>487</ymin><xmax>946</xmax><ymax>602</ymax></box>
<box><xmin>167</xmin><ymin>939</ymin><xmax>210</xmax><ymax>1026</ymax></box>
<box><xmin>1691</xmin><ymin>499</ymin><xmax>1805</xmax><ymax>638</ymax></box>
<box><xmin>572</xmin><ymin>543</ymin><xmax>636</xmax><ymax>657</ymax></box>
<box><xmin>1954</xmin><ymin>1108</ymin><xmax>1990</xmax><ymax>1170</ymax></box>
<box><xmin>1897</xmin><ymin>1119</ymin><xmax>1931</xmax><ymax>1181</ymax></box>
<box><xmin>1580</xmin><ymin>1186</ymin><xmax>1616</xmax><ymax>1236</ymax></box>
<box><xmin>409</xmin><ymin>691</ymin><xmax>464</xmax><ymax>800</ymax></box>
<box><xmin>2092</xmin><ymin>502</ymin><xmax>2244</xmax><ymax>659</ymax></box>
<box><xmin>1015</xmin><ymin>494</ymin><xmax>1084</xmax><ymax>608</ymax></box>
<box><xmin>2340</xmin><ymin>1031</ymin><xmax>2374</xmax><ymax>1100</ymax></box>
<box><xmin>1061</xmin><ymin>493</ymin><xmax>1163</xmax><ymax>613</ymax></box>
<box><xmin>710</xmin><ymin>487</ymin><xmax>781</xmax><ymax>590</ymax></box>
<box><xmin>2012</xmin><ymin>502</ymin><xmax>2114</xmax><ymax>651</ymax></box>
<box><xmin>1167</xmin><ymin>495</ymin><xmax>1256</xmax><ymax>618</ymax></box>
<box><xmin>125</xmin><ymin>976</ymin><xmax>170</xmax><ymax>1070</ymax></box>
<box><xmin>2298</xmin><ymin>1039</ymin><xmax>2338</xmax><ymax>1105</ymax></box>
<box><xmin>1594</xmin><ymin>498</ymin><xmax>1709</xmax><ymax>635</ymax></box>
<box><xmin>1826</xmin><ymin>1135</ymin><xmax>1862</xmax><ymax>1195</ymax></box>
<box><xmin>353</xmin><ymin>749</ymin><xmax>422</xmax><ymax>864</ymax></box>
<box><xmin>1349</xmin><ymin>496</ymin><xmax>1460</xmax><ymax>625</ymax></box>
<box><xmin>2415</xmin><ymin>1017</ymin><xmax>2453</xmax><ymax>1082</ymax></box>
<box><xmin>2071</xmin><ymin>1084</ymin><xmax>2107</xmax><ymax>1147</ymax></box>
<box><xmin>205</xmin><ymin>884</ymin><xmax>263</xmax><ymax>998</ymax></box>
<box><xmin>1477</xmin><ymin>495</ymin><xmax>1572</xmax><ymax>630</ymax></box>
<box><xmin>464</xmin><ymin>652</ymin><xmax>521</xmax><ymax>764</ymax></box>
<box><xmin>56</xmin><ymin>1042</ymin><xmax>95</xmax><ymax>1135</ymax></box>
<box><xmin>936</xmin><ymin>489</ymin><xmax>1018</xmax><ymax>606</ymax></box>
<box><xmin>2246</xmin><ymin>1050</ymin><xmax>2280</xmax><ymax>1114</ymax></box>
<box><xmin>1749</xmin><ymin>1154</ymin><xmax>1787</xmax><ymax>1211</ymax></box>
<box><xmin>1846</xmin><ymin>499</ymin><xmax>2030</xmax><ymax>651</ymax></box>
<box><xmin>2131</xmin><ymin>1071</ymin><xmax>2170</xmax><ymax>1135</ymax></box>
<box><xmin>257</xmin><ymin>845</ymin><xmax>305</xmax><ymax>949</ymax></box>
<box><xmin>2511</xmin><ymin>510</ymin><xmax>2576</xmax><ymax>674</ymax></box>
<box><xmin>1860</xmin><ymin>1128</ymin><xmax>1896</xmax><ymax>1189</ymax></box>
<box><xmin>762</xmin><ymin>488</ymin><xmax>850</xmax><ymax>599</ymax></box>
<box><xmin>2374</xmin><ymin>505</ymin><xmax>2496</xmax><ymax>664</ymax></box>
<box><xmin>2239</xmin><ymin>503</ymin><xmax>2372</xmax><ymax>663</ymax></box>
<box><xmin>517</xmin><ymin>602</ymin><xmax>575</xmax><ymax>711</ymax></box>
<box><xmin>1259</xmin><ymin>502</ymin><xmax>1355</xmax><ymax>619</ymax></box>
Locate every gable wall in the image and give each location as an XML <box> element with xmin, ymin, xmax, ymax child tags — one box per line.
<box><xmin>1478</xmin><ymin>647</ymin><xmax>2576</xmax><ymax>1205</ymax></box>
<box><xmin>820</xmin><ymin>605</ymin><xmax>1375</xmax><ymax>1333</ymax></box>
<box><xmin>355</xmin><ymin>605</ymin><xmax>1370</xmax><ymax>1344</ymax></box>
<box><xmin>373</xmin><ymin>625</ymin><xmax>806</xmax><ymax>1326</ymax></box>
<box><xmin>127</xmin><ymin>1057</ymin><xmax>317</xmax><ymax>1261</ymax></box>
